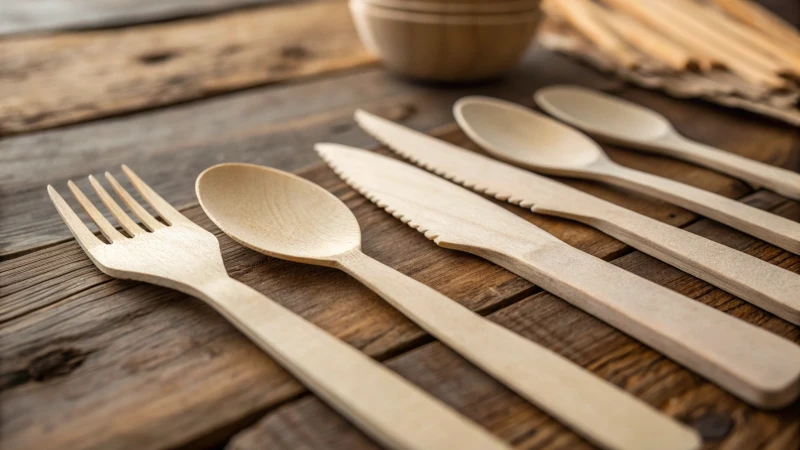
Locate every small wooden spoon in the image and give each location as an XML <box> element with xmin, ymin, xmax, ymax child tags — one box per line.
<box><xmin>196</xmin><ymin>163</ymin><xmax>701</xmax><ymax>450</ymax></box>
<box><xmin>535</xmin><ymin>86</ymin><xmax>800</xmax><ymax>200</ymax></box>
<box><xmin>454</xmin><ymin>96</ymin><xmax>800</xmax><ymax>255</ymax></box>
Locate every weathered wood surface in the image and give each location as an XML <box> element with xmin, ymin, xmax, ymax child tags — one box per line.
<box><xmin>2</xmin><ymin>0</ymin><xmax>800</xmax><ymax>449</ymax></box>
<box><xmin>6</xmin><ymin>47</ymin><xmax>800</xmax><ymax>259</ymax></box>
<box><xmin>0</xmin><ymin>51</ymin><xmax>622</xmax><ymax>258</ymax></box>
<box><xmin>0</xmin><ymin>0</ymin><xmax>794</xmax><ymax>37</ymax></box>
<box><xmin>2</xmin><ymin>137</ymin><xmax>799</xmax><ymax>449</ymax></box>
<box><xmin>0</xmin><ymin>0</ymin><xmax>282</xmax><ymax>36</ymax></box>
<box><xmin>0</xmin><ymin>0</ymin><xmax>375</xmax><ymax>136</ymax></box>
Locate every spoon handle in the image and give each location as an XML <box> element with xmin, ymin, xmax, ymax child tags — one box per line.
<box><xmin>472</xmin><ymin>237</ymin><xmax>800</xmax><ymax>409</ymax></box>
<box><xmin>535</xmin><ymin>195</ymin><xmax>800</xmax><ymax>325</ymax></box>
<box><xmin>198</xmin><ymin>276</ymin><xmax>509</xmax><ymax>450</ymax></box>
<box><xmin>336</xmin><ymin>250</ymin><xmax>700</xmax><ymax>450</ymax></box>
<box><xmin>595</xmin><ymin>164</ymin><xmax>800</xmax><ymax>254</ymax></box>
<box><xmin>656</xmin><ymin>134</ymin><xmax>800</xmax><ymax>201</ymax></box>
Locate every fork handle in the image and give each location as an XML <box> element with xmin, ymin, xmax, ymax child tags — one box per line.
<box><xmin>198</xmin><ymin>277</ymin><xmax>508</xmax><ymax>450</ymax></box>
<box><xmin>337</xmin><ymin>250</ymin><xmax>700</xmax><ymax>450</ymax></box>
<box><xmin>472</xmin><ymin>237</ymin><xmax>800</xmax><ymax>409</ymax></box>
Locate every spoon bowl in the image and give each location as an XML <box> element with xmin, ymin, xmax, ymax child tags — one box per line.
<box><xmin>454</xmin><ymin>94</ymin><xmax>800</xmax><ymax>255</ymax></box>
<box><xmin>533</xmin><ymin>85</ymin><xmax>800</xmax><ymax>201</ymax></box>
<box><xmin>454</xmin><ymin>96</ymin><xmax>608</xmax><ymax>174</ymax></box>
<box><xmin>535</xmin><ymin>85</ymin><xmax>674</xmax><ymax>143</ymax></box>
<box><xmin>196</xmin><ymin>163</ymin><xmax>361</xmax><ymax>265</ymax></box>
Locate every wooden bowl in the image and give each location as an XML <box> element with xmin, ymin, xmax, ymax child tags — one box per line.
<box><xmin>361</xmin><ymin>0</ymin><xmax>541</xmax><ymax>14</ymax></box>
<box><xmin>350</xmin><ymin>1</ymin><xmax>542</xmax><ymax>82</ymax></box>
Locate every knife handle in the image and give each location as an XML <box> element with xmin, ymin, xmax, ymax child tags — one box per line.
<box><xmin>337</xmin><ymin>250</ymin><xmax>700</xmax><ymax>450</ymax></box>
<box><xmin>589</xmin><ymin>162</ymin><xmax>800</xmax><ymax>255</ymax></box>
<box><xmin>534</xmin><ymin>197</ymin><xmax>800</xmax><ymax>325</ymax></box>
<box><xmin>472</xmin><ymin>238</ymin><xmax>800</xmax><ymax>409</ymax></box>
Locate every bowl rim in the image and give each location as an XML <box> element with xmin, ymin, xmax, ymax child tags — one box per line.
<box><xmin>359</xmin><ymin>0</ymin><xmax>542</xmax><ymax>14</ymax></box>
<box><xmin>350</xmin><ymin>0</ymin><xmax>542</xmax><ymax>24</ymax></box>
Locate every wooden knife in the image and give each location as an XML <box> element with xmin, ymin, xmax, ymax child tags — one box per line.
<box><xmin>316</xmin><ymin>142</ymin><xmax>800</xmax><ymax>410</ymax></box>
<box><xmin>353</xmin><ymin>109</ymin><xmax>800</xmax><ymax>326</ymax></box>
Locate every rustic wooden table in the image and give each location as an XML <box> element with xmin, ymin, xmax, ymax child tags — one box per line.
<box><xmin>1</xmin><ymin>0</ymin><xmax>799</xmax><ymax>449</ymax></box>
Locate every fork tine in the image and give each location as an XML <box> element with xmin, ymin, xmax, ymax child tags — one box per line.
<box><xmin>68</xmin><ymin>180</ymin><xmax>127</xmax><ymax>243</ymax></box>
<box><xmin>48</xmin><ymin>185</ymin><xmax>105</xmax><ymax>250</ymax></box>
<box><xmin>121</xmin><ymin>165</ymin><xmax>190</xmax><ymax>226</ymax></box>
<box><xmin>105</xmin><ymin>172</ymin><xmax>166</xmax><ymax>231</ymax></box>
<box><xmin>89</xmin><ymin>175</ymin><xmax>146</xmax><ymax>237</ymax></box>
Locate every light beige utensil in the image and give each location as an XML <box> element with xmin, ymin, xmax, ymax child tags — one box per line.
<box><xmin>350</xmin><ymin>0</ymin><xmax>541</xmax><ymax>82</ymax></box>
<box><xmin>195</xmin><ymin>162</ymin><xmax>699</xmax><ymax>450</ymax></box>
<box><xmin>317</xmin><ymin>143</ymin><xmax>800</xmax><ymax>410</ymax></box>
<box><xmin>354</xmin><ymin>109</ymin><xmax>800</xmax><ymax>325</ymax></box>
<box><xmin>47</xmin><ymin>166</ymin><xmax>509</xmax><ymax>450</ymax></box>
<box><xmin>535</xmin><ymin>86</ymin><xmax>800</xmax><ymax>200</ymax></box>
<box><xmin>454</xmin><ymin>96</ymin><xmax>800</xmax><ymax>255</ymax></box>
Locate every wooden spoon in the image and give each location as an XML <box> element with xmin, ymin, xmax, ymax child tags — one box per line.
<box><xmin>454</xmin><ymin>96</ymin><xmax>800</xmax><ymax>255</ymax></box>
<box><xmin>535</xmin><ymin>86</ymin><xmax>800</xmax><ymax>200</ymax></box>
<box><xmin>195</xmin><ymin>163</ymin><xmax>701</xmax><ymax>450</ymax></box>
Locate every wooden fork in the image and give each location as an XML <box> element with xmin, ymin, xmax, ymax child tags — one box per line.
<box><xmin>47</xmin><ymin>165</ymin><xmax>511</xmax><ymax>450</ymax></box>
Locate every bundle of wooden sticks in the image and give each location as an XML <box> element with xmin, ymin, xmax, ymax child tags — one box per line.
<box><xmin>538</xmin><ymin>0</ymin><xmax>800</xmax><ymax>126</ymax></box>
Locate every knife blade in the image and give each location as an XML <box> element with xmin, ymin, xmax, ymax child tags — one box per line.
<box><xmin>353</xmin><ymin>109</ymin><xmax>800</xmax><ymax>326</ymax></box>
<box><xmin>316</xmin><ymin>142</ymin><xmax>800</xmax><ymax>409</ymax></box>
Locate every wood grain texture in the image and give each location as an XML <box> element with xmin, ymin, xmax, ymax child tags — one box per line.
<box><xmin>318</xmin><ymin>143</ymin><xmax>800</xmax><ymax>409</ymax></box>
<box><xmin>3</xmin><ymin>126</ymin><xmax>799</xmax><ymax>450</ymax></box>
<box><xmin>0</xmin><ymin>0</ymin><xmax>280</xmax><ymax>36</ymax></box>
<box><xmin>354</xmin><ymin>108</ymin><xmax>800</xmax><ymax>325</ymax></box>
<box><xmin>0</xmin><ymin>51</ymin><xmax>621</xmax><ymax>258</ymax></box>
<box><xmin>534</xmin><ymin>86</ymin><xmax>800</xmax><ymax>200</ymax></box>
<box><xmin>0</xmin><ymin>0</ymin><xmax>376</xmax><ymax>135</ymax></box>
<box><xmin>48</xmin><ymin>166</ymin><xmax>515</xmax><ymax>450</ymax></box>
<box><xmin>2</xmin><ymin>1</ymin><xmax>800</xmax><ymax>448</ymax></box>
<box><xmin>196</xmin><ymin>163</ymin><xmax>700</xmax><ymax>450</ymax></box>
<box><xmin>0</xmin><ymin>183</ymin><xmax>531</xmax><ymax>450</ymax></box>
<box><xmin>454</xmin><ymin>96</ymin><xmax>800</xmax><ymax>255</ymax></box>
<box><xmin>350</xmin><ymin>1</ymin><xmax>541</xmax><ymax>82</ymax></box>
<box><xmin>229</xmin><ymin>192</ymin><xmax>800</xmax><ymax>450</ymax></box>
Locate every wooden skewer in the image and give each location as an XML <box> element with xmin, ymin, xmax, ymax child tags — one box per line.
<box><xmin>662</xmin><ymin>0</ymin><xmax>800</xmax><ymax>77</ymax></box>
<box><xmin>709</xmin><ymin>0</ymin><xmax>800</xmax><ymax>50</ymax></box>
<box><xmin>582</xmin><ymin>0</ymin><xmax>694</xmax><ymax>71</ymax></box>
<box><xmin>600</xmin><ymin>0</ymin><xmax>787</xmax><ymax>88</ymax></box>
<box><xmin>642</xmin><ymin>0</ymin><xmax>784</xmax><ymax>75</ymax></box>
<box><xmin>545</xmin><ymin>0</ymin><xmax>640</xmax><ymax>68</ymax></box>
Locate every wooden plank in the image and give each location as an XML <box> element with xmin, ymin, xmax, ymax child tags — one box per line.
<box><xmin>0</xmin><ymin>50</ymin><xmax>622</xmax><ymax>258</ymax></box>
<box><xmin>2</xmin><ymin>179</ymin><xmax>797</xmax><ymax>450</ymax></box>
<box><xmin>228</xmin><ymin>190</ymin><xmax>800</xmax><ymax>450</ymax></box>
<box><xmin>0</xmin><ymin>159</ymin><xmax>605</xmax><ymax>450</ymax></box>
<box><xmin>1</xmin><ymin>117</ymin><xmax>796</xmax><ymax>448</ymax></box>
<box><xmin>6</xmin><ymin>46</ymin><xmax>794</xmax><ymax>260</ymax></box>
<box><xmin>0</xmin><ymin>0</ymin><xmax>376</xmax><ymax>135</ymax></box>
<box><xmin>0</xmin><ymin>0</ymin><xmax>280</xmax><ymax>36</ymax></box>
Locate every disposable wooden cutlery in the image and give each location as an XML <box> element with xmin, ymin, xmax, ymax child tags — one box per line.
<box><xmin>194</xmin><ymin>162</ymin><xmax>700</xmax><ymax>450</ymax></box>
<box><xmin>316</xmin><ymin>143</ymin><xmax>800</xmax><ymax>410</ymax></box>
<box><xmin>454</xmin><ymin>96</ymin><xmax>800</xmax><ymax>255</ymax></box>
<box><xmin>47</xmin><ymin>166</ymin><xmax>510</xmax><ymax>450</ymax></box>
<box><xmin>535</xmin><ymin>86</ymin><xmax>800</xmax><ymax>200</ymax></box>
<box><xmin>354</xmin><ymin>110</ymin><xmax>800</xmax><ymax>324</ymax></box>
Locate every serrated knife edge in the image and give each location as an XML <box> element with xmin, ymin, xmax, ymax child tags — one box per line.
<box><xmin>315</xmin><ymin>143</ymin><xmax>443</xmax><ymax>242</ymax></box>
<box><xmin>352</xmin><ymin>109</ymin><xmax>604</xmax><ymax>215</ymax></box>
